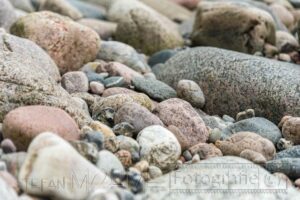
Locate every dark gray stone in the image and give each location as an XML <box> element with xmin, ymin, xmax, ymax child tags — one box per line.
<box><xmin>221</xmin><ymin>117</ymin><xmax>282</xmax><ymax>144</ymax></box>
<box><xmin>132</xmin><ymin>77</ymin><xmax>177</xmax><ymax>102</ymax></box>
<box><xmin>274</xmin><ymin>145</ymin><xmax>300</xmax><ymax>160</ymax></box>
<box><xmin>148</xmin><ymin>49</ymin><xmax>178</xmax><ymax>67</ymax></box>
<box><xmin>153</xmin><ymin>47</ymin><xmax>300</xmax><ymax>123</ymax></box>
<box><xmin>266</xmin><ymin>158</ymin><xmax>300</xmax><ymax>179</ymax></box>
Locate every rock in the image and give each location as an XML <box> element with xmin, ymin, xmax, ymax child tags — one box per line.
<box><xmin>97</xmin><ymin>150</ymin><xmax>125</xmax><ymax>174</ymax></box>
<box><xmin>0</xmin><ymin>0</ymin><xmax>17</xmax><ymax>31</ymax></box>
<box><xmin>208</xmin><ymin>128</ymin><xmax>222</xmax><ymax>143</ymax></box>
<box><xmin>182</xmin><ymin>150</ymin><xmax>193</xmax><ymax>161</ymax></box>
<box><xmin>236</xmin><ymin>109</ymin><xmax>255</xmax><ymax>121</ymax></box>
<box><xmin>140</xmin><ymin>0</ymin><xmax>193</xmax><ymax>22</ymax></box>
<box><xmin>221</xmin><ymin>117</ymin><xmax>282</xmax><ymax>144</ymax></box>
<box><xmin>0</xmin><ymin>170</ymin><xmax>19</xmax><ymax>193</ymax></box>
<box><xmin>167</xmin><ymin>125</ymin><xmax>190</xmax><ymax>151</ymax></box>
<box><xmin>104</xmin><ymin>136</ymin><xmax>119</xmax><ymax>153</ymax></box>
<box><xmin>82</xmin><ymin>131</ymin><xmax>104</xmax><ymax>150</ymax></box>
<box><xmin>270</xmin><ymin>3</ymin><xmax>295</xmax><ymax>31</ymax></box>
<box><xmin>277</xmin><ymin>138</ymin><xmax>294</xmax><ymax>151</ymax></box>
<box><xmin>114</xmin><ymin>102</ymin><xmax>164</xmax><ymax>136</ymax></box>
<box><xmin>97</xmin><ymin>41</ymin><xmax>151</xmax><ymax>74</ymax></box>
<box><xmin>78</xmin><ymin>18</ymin><xmax>116</xmax><ymax>40</ymax></box>
<box><xmin>115</xmin><ymin>7</ymin><xmax>183</xmax><ymax>55</ymax></box>
<box><xmin>274</xmin><ymin>145</ymin><xmax>300</xmax><ymax>159</ymax></box>
<box><xmin>89</xmin><ymin>121</ymin><xmax>115</xmax><ymax>138</ymax></box>
<box><xmin>116</xmin><ymin>135</ymin><xmax>140</xmax><ymax>162</ymax></box>
<box><xmin>296</xmin><ymin>178</ymin><xmax>300</xmax><ymax>188</ymax></box>
<box><xmin>98</xmin><ymin>62</ymin><xmax>143</xmax><ymax>85</ymax></box>
<box><xmin>137</xmin><ymin>125</ymin><xmax>181</xmax><ymax>172</ymax></box>
<box><xmin>191</xmin><ymin>1</ymin><xmax>275</xmax><ymax>54</ymax></box>
<box><xmin>11</xmin><ymin>11</ymin><xmax>100</xmax><ymax>74</ymax></box>
<box><xmin>279</xmin><ymin>116</ymin><xmax>300</xmax><ymax>144</ymax></box>
<box><xmin>1</xmin><ymin>152</ymin><xmax>26</xmax><ymax>177</ymax></box>
<box><xmin>239</xmin><ymin>149</ymin><xmax>267</xmax><ymax>165</ymax></box>
<box><xmin>0</xmin><ymin>176</ymin><xmax>18</xmax><ymax>200</ymax></box>
<box><xmin>72</xmin><ymin>97</ymin><xmax>90</xmax><ymax>115</ymax></box>
<box><xmin>153</xmin><ymin>47</ymin><xmax>300</xmax><ymax>123</ymax></box>
<box><xmin>102</xmin><ymin>87</ymin><xmax>138</xmax><ymax>97</ymax></box>
<box><xmin>148</xmin><ymin>49</ymin><xmax>178</xmax><ymax>67</ymax></box>
<box><xmin>176</xmin><ymin>80</ymin><xmax>205</xmax><ymax>108</ymax></box>
<box><xmin>188</xmin><ymin>143</ymin><xmax>222</xmax><ymax>160</ymax></box>
<box><xmin>191</xmin><ymin>154</ymin><xmax>200</xmax><ymax>163</ymax></box>
<box><xmin>70</xmin><ymin>140</ymin><xmax>98</xmax><ymax>163</ymax></box>
<box><xmin>92</xmin><ymin>107</ymin><xmax>115</xmax><ymax>127</ymax></box>
<box><xmin>276</xmin><ymin>31</ymin><xmax>299</xmax><ymax>53</ymax></box>
<box><xmin>92</xmin><ymin>93</ymin><xmax>153</xmax><ymax>117</ymax></box>
<box><xmin>148</xmin><ymin>165</ymin><xmax>162</xmax><ymax>179</ymax></box>
<box><xmin>154</xmin><ymin>98</ymin><xmax>209</xmax><ymax>148</ymax></box>
<box><xmin>132</xmin><ymin>77</ymin><xmax>177</xmax><ymax>101</ymax></box>
<box><xmin>273</xmin><ymin>172</ymin><xmax>294</xmax><ymax>186</ymax></box>
<box><xmin>222</xmin><ymin>115</ymin><xmax>235</xmax><ymax>123</ymax></box>
<box><xmin>103</xmin><ymin>76</ymin><xmax>126</xmax><ymax>88</ymax></box>
<box><xmin>111</xmin><ymin>169</ymin><xmax>144</xmax><ymax>194</ymax></box>
<box><xmin>266</xmin><ymin>158</ymin><xmax>300</xmax><ymax>179</ymax></box>
<box><xmin>71</xmin><ymin>92</ymin><xmax>98</xmax><ymax>108</ymax></box>
<box><xmin>0</xmin><ymin>139</ymin><xmax>16</xmax><ymax>153</ymax></box>
<box><xmin>61</xmin><ymin>71</ymin><xmax>89</xmax><ymax>94</ymax></box>
<box><xmin>39</xmin><ymin>0</ymin><xmax>83</xmax><ymax>20</ymax></box>
<box><xmin>87</xmin><ymin>189</ymin><xmax>119</xmax><ymax>200</ymax></box>
<box><xmin>19</xmin><ymin>132</ymin><xmax>113</xmax><ymax>199</ymax></box>
<box><xmin>90</xmin><ymin>81</ymin><xmax>105</xmax><ymax>95</ymax></box>
<box><xmin>115</xmin><ymin>150</ymin><xmax>132</xmax><ymax>169</ymax></box>
<box><xmin>216</xmin><ymin>132</ymin><xmax>276</xmax><ymax>161</ymax></box>
<box><xmin>67</xmin><ymin>0</ymin><xmax>106</xmax><ymax>19</ymax></box>
<box><xmin>113</xmin><ymin>122</ymin><xmax>135</xmax><ymax>138</ymax></box>
<box><xmin>143</xmin><ymin>156</ymin><xmax>300</xmax><ymax>199</ymax></box>
<box><xmin>278</xmin><ymin>53</ymin><xmax>292</xmax><ymax>62</ymax></box>
<box><xmin>9</xmin><ymin>0</ymin><xmax>34</xmax><ymax>12</ymax></box>
<box><xmin>2</xmin><ymin>106</ymin><xmax>80</xmax><ymax>151</ymax></box>
<box><xmin>170</xmin><ymin>0</ymin><xmax>200</xmax><ymax>10</ymax></box>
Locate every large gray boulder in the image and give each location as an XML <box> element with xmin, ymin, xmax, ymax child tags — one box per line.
<box><xmin>140</xmin><ymin>156</ymin><xmax>300</xmax><ymax>199</ymax></box>
<box><xmin>153</xmin><ymin>47</ymin><xmax>300</xmax><ymax>123</ymax></box>
<box><xmin>0</xmin><ymin>29</ymin><xmax>92</xmax><ymax>127</ymax></box>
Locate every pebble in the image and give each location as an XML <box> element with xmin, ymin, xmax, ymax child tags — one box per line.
<box><xmin>133</xmin><ymin>160</ymin><xmax>149</xmax><ymax>173</ymax></box>
<box><xmin>266</xmin><ymin>158</ymin><xmax>300</xmax><ymax>179</ymax></box>
<box><xmin>239</xmin><ymin>149</ymin><xmax>267</xmax><ymax>165</ymax></box>
<box><xmin>148</xmin><ymin>165</ymin><xmax>163</xmax><ymax>179</ymax></box>
<box><xmin>102</xmin><ymin>87</ymin><xmax>138</xmax><ymax>97</ymax></box>
<box><xmin>89</xmin><ymin>121</ymin><xmax>115</xmax><ymax>138</ymax></box>
<box><xmin>67</xmin><ymin>0</ymin><xmax>106</xmax><ymax>19</ymax></box>
<box><xmin>137</xmin><ymin>125</ymin><xmax>181</xmax><ymax>172</ymax></box>
<box><xmin>61</xmin><ymin>71</ymin><xmax>89</xmax><ymax>93</ymax></box>
<box><xmin>188</xmin><ymin>143</ymin><xmax>223</xmax><ymax>160</ymax></box>
<box><xmin>276</xmin><ymin>138</ymin><xmax>294</xmax><ymax>151</ymax></box>
<box><xmin>113</xmin><ymin>122</ymin><xmax>135</xmax><ymax>138</ymax></box>
<box><xmin>276</xmin><ymin>31</ymin><xmax>299</xmax><ymax>53</ymax></box>
<box><xmin>216</xmin><ymin>132</ymin><xmax>276</xmax><ymax>161</ymax></box>
<box><xmin>97</xmin><ymin>150</ymin><xmax>125</xmax><ymax>174</ymax></box>
<box><xmin>148</xmin><ymin>49</ymin><xmax>178</xmax><ymax>67</ymax></box>
<box><xmin>115</xmin><ymin>150</ymin><xmax>132</xmax><ymax>169</ymax></box>
<box><xmin>1</xmin><ymin>152</ymin><xmax>27</xmax><ymax>177</ymax></box>
<box><xmin>2</xmin><ymin>106</ymin><xmax>80</xmax><ymax>151</ymax></box>
<box><xmin>236</xmin><ymin>109</ymin><xmax>255</xmax><ymax>121</ymax></box>
<box><xmin>78</xmin><ymin>19</ymin><xmax>116</xmax><ymax>40</ymax></box>
<box><xmin>279</xmin><ymin>116</ymin><xmax>300</xmax><ymax>145</ymax></box>
<box><xmin>274</xmin><ymin>145</ymin><xmax>300</xmax><ymax>159</ymax></box>
<box><xmin>9</xmin><ymin>0</ymin><xmax>34</xmax><ymax>12</ymax></box>
<box><xmin>82</xmin><ymin>131</ymin><xmax>104</xmax><ymax>150</ymax></box>
<box><xmin>92</xmin><ymin>107</ymin><xmax>115</xmax><ymax>127</ymax></box>
<box><xmin>176</xmin><ymin>79</ymin><xmax>205</xmax><ymax>108</ymax></box>
<box><xmin>19</xmin><ymin>132</ymin><xmax>113</xmax><ymax>199</ymax></box>
<box><xmin>103</xmin><ymin>76</ymin><xmax>126</xmax><ymax>88</ymax></box>
<box><xmin>90</xmin><ymin>81</ymin><xmax>105</xmax><ymax>95</ymax></box>
<box><xmin>116</xmin><ymin>135</ymin><xmax>140</xmax><ymax>162</ymax></box>
<box><xmin>0</xmin><ymin>176</ymin><xmax>18</xmax><ymax>200</ymax></box>
<box><xmin>191</xmin><ymin>154</ymin><xmax>200</xmax><ymax>163</ymax></box>
<box><xmin>154</xmin><ymin>98</ymin><xmax>209</xmax><ymax>148</ymax></box>
<box><xmin>273</xmin><ymin>172</ymin><xmax>293</xmax><ymax>186</ymax></box>
<box><xmin>114</xmin><ymin>102</ymin><xmax>164</xmax><ymax>136</ymax></box>
<box><xmin>70</xmin><ymin>140</ymin><xmax>98</xmax><ymax>163</ymax></box>
<box><xmin>0</xmin><ymin>139</ymin><xmax>16</xmax><ymax>153</ymax></box>
<box><xmin>104</xmin><ymin>136</ymin><xmax>120</xmax><ymax>153</ymax></box>
<box><xmin>182</xmin><ymin>150</ymin><xmax>192</xmax><ymax>161</ymax></box>
<box><xmin>0</xmin><ymin>0</ymin><xmax>17</xmax><ymax>31</ymax></box>
<box><xmin>0</xmin><ymin>170</ymin><xmax>19</xmax><ymax>193</ymax></box>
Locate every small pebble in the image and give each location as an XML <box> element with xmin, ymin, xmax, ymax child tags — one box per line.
<box><xmin>1</xmin><ymin>139</ymin><xmax>17</xmax><ymax>153</ymax></box>
<box><xmin>90</xmin><ymin>81</ymin><xmax>105</xmax><ymax>95</ymax></box>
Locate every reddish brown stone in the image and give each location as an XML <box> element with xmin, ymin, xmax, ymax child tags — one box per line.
<box><xmin>115</xmin><ymin>150</ymin><xmax>132</xmax><ymax>169</ymax></box>
<box><xmin>279</xmin><ymin>116</ymin><xmax>300</xmax><ymax>145</ymax></box>
<box><xmin>189</xmin><ymin>143</ymin><xmax>222</xmax><ymax>159</ymax></box>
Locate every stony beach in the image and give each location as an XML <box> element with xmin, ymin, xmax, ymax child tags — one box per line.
<box><xmin>0</xmin><ymin>0</ymin><xmax>300</xmax><ymax>199</ymax></box>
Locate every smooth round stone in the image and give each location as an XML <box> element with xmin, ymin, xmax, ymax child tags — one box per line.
<box><xmin>82</xmin><ymin>131</ymin><xmax>104</xmax><ymax>150</ymax></box>
<box><xmin>0</xmin><ymin>0</ymin><xmax>17</xmax><ymax>31</ymax></box>
<box><xmin>132</xmin><ymin>77</ymin><xmax>177</xmax><ymax>101</ymax></box>
<box><xmin>78</xmin><ymin>19</ymin><xmax>116</xmax><ymax>40</ymax></box>
<box><xmin>90</xmin><ymin>81</ymin><xmax>105</xmax><ymax>95</ymax></box>
<box><xmin>221</xmin><ymin>117</ymin><xmax>282</xmax><ymax>145</ymax></box>
<box><xmin>67</xmin><ymin>0</ymin><xmax>106</xmax><ymax>19</ymax></box>
<box><xmin>1</xmin><ymin>152</ymin><xmax>26</xmax><ymax>177</ymax></box>
<box><xmin>85</xmin><ymin>71</ymin><xmax>105</xmax><ymax>83</ymax></box>
<box><xmin>148</xmin><ymin>165</ymin><xmax>162</xmax><ymax>179</ymax></box>
<box><xmin>115</xmin><ymin>150</ymin><xmax>132</xmax><ymax>169</ymax></box>
<box><xmin>148</xmin><ymin>49</ymin><xmax>178</xmax><ymax>67</ymax></box>
<box><xmin>97</xmin><ymin>150</ymin><xmax>125</xmax><ymax>175</ymax></box>
<box><xmin>0</xmin><ymin>170</ymin><xmax>19</xmax><ymax>193</ymax></box>
<box><xmin>113</xmin><ymin>122</ymin><xmax>135</xmax><ymax>137</ymax></box>
<box><xmin>116</xmin><ymin>135</ymin><xmax>140</xmax><ymax>162</ymax></box>
<box><xmin>87</xmin><ymin>189</ymin><xmax>119</xmax><ymax>200</ymax></box>
<box><xmin>176</xmin><ymin>79</ymin><xmax>205</xmax><ymax>108</ymax></box>
<box><xmin>62</xmin><ymin>71</ymin><xmax>89</xmax><ymax>93</ymax></box>
<box><xmin>276</xmin><ymin>31</ymin><xmax>299</xmax><ymax>53</ymax></box>
<box><xmin>102</xmin><ymin>87</ymin><xmax>138</xmax><ymax>97</ymax></box>
<box><xmin>72</xmin><ymin>97</ymin><xmax>90</xmax><ymax>116</ymax></box>
<box><xmin>133</xmin><ymin>160</ymin><xmax>149</xmax><ymax>173</ymax></box>
<box><xmin>0</xmin><ymin>161</ymin><xmax>6</xmax><ymax>171</ymax></box>
<box><xmin>189</xmin><ymin>143</ymin><xmax>222</xmax><ymax>160</ymax></box>
<box><xmin>104</xmin><ymin>136</ymin><xmax>120</xmax><ymax>153</ymax></box>
<box><xmin>70</xmin><ymin>140</ymin><xmax>98</xmax><ymax>163</ymax></box>
<box><xmin>0</xmin><ymin>139</ymin><xmax>16</xmax><ymax>153</ymax></box>
<box><xmin>0</xmin><ymin>175</ymin><xmax>18</xmax><ymax>200</ymax></box>
<box><xmin>2</xmin><ymin>106</ymin><xmax>80</xmax><ymax>151</ymax></box>
<box><xmin>222</xmin><ymin>115</ymin><xmax>235</xmax><ymax>123</ymax></box>
<box><xmin>266</xmin><ymin>158</ymin><xmax>300</xmax><ymax>179</ymax></box>
<box><xmin>137</xmin><ymin>125</ymin><xmax>181</xmax><ymax>172</ymax></box>
<box><xmin>182</xmin><ymin>150</ymin><xmax>192</xmax><ymax>161</ymax></box>
<box><xmin>280</xmin><ymin>116</ymin><xmax>300</xmax><ymax>145</ymax></box>
<box><xmin>9</xmin><ymin>0</ymin><xmax>34</xmax><ymax>12</ymax></box>
<box><xmin>103</xmin><ymin>76</ymin><xmax>126</xmax><ymax>88</ymax></box>
<box><xmin>274</xmin><ymin>145</ymin><xmax>300</xmax><ymax>160</ymax></box>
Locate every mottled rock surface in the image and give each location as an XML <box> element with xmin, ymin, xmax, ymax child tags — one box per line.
<box><xmin>266</xmin><ymin>158</ymin><xmax>300</xmax><ymax>179</ymax></box>
<box><xmin>0</xmin><ymin>0</ymin><xmax>17</xmax><ymax>31</ymax></box>
<box><xmin>274</xmin><ymin>145</ymin><xmax>300</xmax><ymax>159</ymax></box>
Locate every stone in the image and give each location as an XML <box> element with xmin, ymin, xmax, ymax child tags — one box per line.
<box><xmin>0</xmin><ymin>0</ymin><xmax>17</xmax><ymax>31</ymax></box>
<box><xmin>273</xmin><ymin>172</ymin><xmax>293</xmax><ymax>186</ymax></box>
<box><xmin>236</xmin><ymin>109</ymin><xmax>255</xmax><ymax>121</ymax></box>
<box><xmin>96</xmin><ymin>150</ymin><xmax>125</xmax><ymax>174</ymax></box>
<box><xmin>276</xmin><ymin>138</ymin><xmax>293</xmax><ymax>151</ymax></box>
<box><xmin>170</xmin><ymin>0</ymin><xmax>200</xmax><ymax>10</ymax></box>
<box><xmin>266</xmin><ymin>158</ymin><xmax>300</xmax><ymax>179</ymax></box>
<box><xmin>39</xmin><ymin>0</ymin><xmax>83</xmax><ymax>20</ymax></box>
<box><xmin>78</xmin><ymin>18</ymin><xmax>116</xmax><ymax>40</ymax></box>
<box><xmin>72</xmin><ymin>97</ymin><xmax>90</xmax><ymax>116</ymax></box>
<box><xmin>279</xmin><ymin>116</ymin><xmax>300</xmax><ymax>144</ymax></box>
<box><xmin>82</xmin><ymin>131</ymin><xmax>104</xmax><ymax>150</ymax></box>
<box><xmin>176</xmin><ymin>80</ymin><xmax>205</xmax><ymax>108</ymax></box>
<box><xmin>103</xmin><ymin>76</ymin><xmax>126</xmax><ymax>88</ymax></box>
<box><xmin>115</xmin><ymin>7</ymin><xmax>184</xmax><ymax>55</ymax></box>
<box><xmin>296</xmin><ymin>178</ymin><xmax>300</xmax><ymax>188</ymax></box>
<box><xmin>90</xmin><ymin>81</ymin><xmax>105</xmax><ymax>95</ymax></box>
<box><xmin>274</xmin><ymin>145</ymin><xmax>300</xmax><ymax>159</ymax></box>
<box><xmin>154</xmin><ymin>98</ymin><xmax>209</xmax><ymax>148</ymax></box>
<box><xmin>143</xmin><ymin>156</ymin><xmax>300</xmax><ymax>199</ymax></box>
<box><xmin>148</xmin><ymin>165</ymin><xmax>162</xmax><ymax>179</ymax></box>
<box><xmin>278</xmin><ymin>53</ymin><xmax>292</xmax><ymax>62</ymax></box>
<box><xmin>132</xmin><ymin>77</ymin><xmax>177</xmax><ymax>102</ymax></box>
<box><xmin>222</xmin><ymin>115</ymin><xmax>235</xmax><ymax>123</ymax></box>
<box><xmin>182</xmin><ymin>150</ymin><xmax>192</xmax><ymax>161</ymax></box>
<box><xmin>276</xmin><ymin>31</ymin><xmax>299</xmax><ymax>53</ymax></box>
<box><xmin>216</xmin><ymin>132</ymin><xmax>276</xmax><ymax>161</ymax></box>
<box><xmin>153</xmin><ymin>47</ymin><xmax>300</xmax><ymax>123</ymax></box>
<box><xmin>87</xmin><ymin>189</ymin><xmax>119</xmax><ymax>200</ymax></box>
<box><xmin>221</xmin><ymin>117</ymin><xmax>282</xmax><ymax>145</ymax></box>
<box><xmin>133</xmin><ymin>160</ymin><xmax>149</xmax><ymax>173</ymax></box>
<box><xmin>263</xmin><ymin>43</ymin><xmax>279</xmax><ymax>58</ymax></box>
<box><xmin>137</xmin><ymin>125</ymin><xmax>181</xmax><ymax>172</ymax></box>
<box><xmin>116</xmin><ymin>135</ymin><xmax>140</xmax><ymax>162</ymax></box>
<box><xmin>9</xmin><ymin>0</ymin><xmax>34</xmax><ymax>12</ymax></box>
<box><xmin>97</xmin><ymin>41</ymin><xmax>151</xmax><ymax>74</ymax></box>
<box><xmin>208</xmin><ymin>128</ymin><xmax>222</xmax><ymax>143</ymax></box>
<box><xmin>239</xmin><ymin>149</ymin><xmax>267</xmax><ymax>165</ymax></box>
<box><xmin>0</xmin><ymin>176</ymin><xmax>18</xmax><ymax>200</ymax></box>
<box><xmin>191</xmin><ymin>2</ymin><xmax>276</xmax><ymax>54</ymax></box>
<box><xmin>89</xmin><ymin>121</ymin><xmax>115</xmax><ymax>138</ymax></box>
<box><xmin>167</xmin><ymin>125</ymin><xmax>190</xmax><ymax>151</ymax></box>
<box><xmin>67</xmin><ymin>0</ymin><xmax>106</xmax><ymax>19</ymax></box>
<box><xmin>97</xmin><ymin>62</ymin><xmax>143</xmax><ymax>85</ymax></box>
<box><xmin>113</xmin><ymin>122</ymin><xmax>135</xmax><ymax>138</ymax></box>
<box><xmin>1</xmin><ymin>152</ymin><xmax>26</xmax><ymax>177</ymax></box>
<box><xmin>0</xmin><ymin>170</ymin><xmax>19</xmax><ymax>193</ymax></box>
<box><xmin>191</xmin><ymin>154</ymin><xmax>200</xmax><ymax>163</ymax></box>
<box><xmin>70</xmin><ymin>140</ymin><xmax>98</xmax><ymax>163</ymax></box>
<box><xmin>11</xmin><ymin>11</ymin><xmax>100</xmax><ymax>74</ymax></box>
<box><xmin>104</xmin><ymin>136</ymin><xmax>119</xmax><ymax>153</ymax></box>
<box><xmin>102</xmin><ymin>87</ymin><xmax>138</xmax><ymax>97</ymax></box>
<box><xmin>0</xmin><ymin>139</ymin><xmax>16</xmax><ymax>153</ymax></box>
<box><xmin>19</xmin><ymin>132</ymin><xmax>113</xmax><ymax>199</ymax></box>
<box><xmin>92</xmin><ymin>107</ymin><xmax>115</xmax><ymax>127</ymax></box>
<box><xmin>148</xmin><ymin>49</ymin><xmax>178</xmax><ymax>67</ymax></box>
<box><xmin>270</xmin><ymin>3</ymin><xmax>295</xmax><ymax>31</ymax></box>
<box><xmin>115</xmin><ymin>150</ymin><xmax>132</xmax><ymax>169</ymax></box>
<box><xmin>188</xmin><ymin>143</ymin><xmax>222</xmax><ymax>160</ymax></box>
<box><xmin>114</xmin><ymin>102</ymin><xmax>164</xmax><ymax>136</ymax></box>
<box><xmin>92</xmin><ymin>93</ymin><xmax>154</xmax><ymax>117</ymax></box>
<box><xmin>61</xmin><ymin>71</ymin><xmax>89</xmax><ymax>94</ymax></box>
<box><xmin>2</xmin><ymin>106</ymin><xmax>80</xmax><ymax>151</ymax></box>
